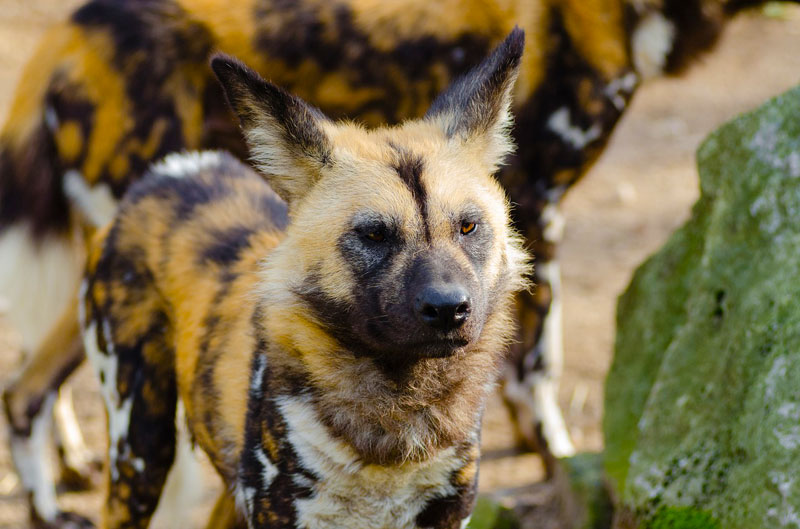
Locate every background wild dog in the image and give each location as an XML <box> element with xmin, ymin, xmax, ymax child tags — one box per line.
<box><xmin>0</xmin><ymin>0</ymin><xmax>793</xmax><ymax>510</ymax></box>
<box><xmin>73</xmin><ymin>30</ymin><xmax>529</xmax><ymax>529</ymax></box>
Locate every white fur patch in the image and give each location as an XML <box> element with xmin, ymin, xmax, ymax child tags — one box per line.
<box><xmin>10</xmin><ymin>392</ymin><xmax>59</xmax><ymax>521</ymax></box>
<box><xmin>53</xmin><ymin>386</ymin><xmax>93</xmax><ymax>473</ymax></box>
<box><xmin>150</xmin><ymin>402</ymin><xmax>207</xmax><ymax>529</ymax></box>
<box><xmin>605</xmin><ymin>72</ymin><xmax>639</xmax><ymax>110</ymax></box>
<box><xmin>547</xmin><ymin>108</ymin><xmax>602</xmax><ymax>150</ymax></box>
<box><xmin>84</xmin><ymin>320</ymin><xmax>136</xmax><ymax>481</ymax></box>
<box><xmin>234</xmin><ymin>481</ymin><xmax>258</xmax><ymax>526</ymax></box>
<box><xmin>0</xmin><ymin>223</ymin><xmax>83</xmax><ymax>352</ymax></box>
<box><xmin>276</xmin><ymin>396</ymin><xmax>463</xmax><ymax>529</ymax></box>
<box><xmin>540</xmin><ymin>203</ymin><xmax>565</xmax><ymax>244</ymax></box>
<box><xmin>151</xmin><ymin>151</ymin><xmax>225</xmax><ymax>179</ymax></box>
<box><xmin>44</xmin><ymin>105</ymin><xmax>59</xmax><ymax>133</ymax></box>
<box><xmin>62</xmin><ymin>170</ymin><xmax>118</xmax><ymax>228</ymax></box>
<box><xmin>254</xmin><ymin>447</ymin><xmax>279</xmax><ymax>489</ymax></box>
<box><xmin>250</xmin><ymin>354</ymin><xmax>267</xmax><ymax>398</ymax></box>
<box><xmin>632</xmin><ymin>11</ymin><xmax>676</xmax><ymax>79</ymax></box>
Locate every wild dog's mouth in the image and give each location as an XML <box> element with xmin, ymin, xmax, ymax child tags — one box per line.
<box><xmin>403</xmin><ymin>336</ymin><xmax>471</xmax><ymax>359</ymax></box>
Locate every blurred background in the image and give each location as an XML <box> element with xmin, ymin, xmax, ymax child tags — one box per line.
<box><xmin>1</xmin><ymin>1</ymin><xmax>799</xmax><ymax>528</ymax></box>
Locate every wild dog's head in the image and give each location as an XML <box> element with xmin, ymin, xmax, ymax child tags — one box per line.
<box><xmin>212</xmin><ymin>28</ymin><xmax>529</xmax><ymax>369</ymax></box>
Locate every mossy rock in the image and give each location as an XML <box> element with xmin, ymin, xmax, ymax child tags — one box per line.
<box><xmin>604</xmin><ymin>84</ymin><xmax>800</xmax><ymax>528</ymax></box>
<box><xmin>467</xmin><ymin>497</ymin><xmax>520</xmax><ymax>529</ymax></box>
<box><xmin>560</xmin><ymin>453</ymin><xmax>614</xmax><ymax>529</ymax></box>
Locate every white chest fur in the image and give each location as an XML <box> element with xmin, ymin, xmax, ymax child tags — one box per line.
<box><xmin>275</xmin><ymin>396</ymin><xmax>467</xmax><ymax>529</ymax></box>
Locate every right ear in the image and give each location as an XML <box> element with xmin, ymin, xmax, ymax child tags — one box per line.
<box><xmin>211</xmin><ymin>55</ymin><xmax>332</xmax><ymax>205</ymax></box>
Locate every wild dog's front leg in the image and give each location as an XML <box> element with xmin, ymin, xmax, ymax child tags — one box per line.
<box><xmin>2</xmin><ymin>301</ymin><xmax>93</xmax><ymax>528</ymax></box>
<box><xmin>83</xmin><ymin>317</ymin><xmax>177</xmax><ymax>529</ymax></box>
<box><xmin>501</xmin><ymin>202</ymin><xmax>574</xmax><ymax>475</ymax></box>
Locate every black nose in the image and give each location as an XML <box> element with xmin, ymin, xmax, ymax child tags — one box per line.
<box><xmin>415</xmin><ymin>285</ymin><xmax>471</xmax><ymax>331</ymax></box>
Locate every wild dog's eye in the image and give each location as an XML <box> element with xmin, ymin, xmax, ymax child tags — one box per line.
<box><xmin>366</xmin><ymin>230</ymin><xmax>386</xmax><ymax>243</ymax></box>
<box><xmin>460</xmin><ymin>221</ymin><xmax>477</xmax><ymax>235</ymax></box>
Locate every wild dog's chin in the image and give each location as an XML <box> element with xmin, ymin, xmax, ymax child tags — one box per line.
<box><xmin>355</xmin><ymin>319</ymin><xmax>485</xmax><ymax>364</ymax></box>
<box><xmin>383</xmin><ymin>336</ymin><xmax>472</xmax><ymax>363</ymax></box>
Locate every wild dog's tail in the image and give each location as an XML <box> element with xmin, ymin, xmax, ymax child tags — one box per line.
<box><xmin>0</xmin><ymin>23</ymin><xmax>91</xmax><ymax>353</ymax></box>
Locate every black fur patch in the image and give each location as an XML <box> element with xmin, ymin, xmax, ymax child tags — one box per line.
<box><xmin>425</xmin><ymin>27</ymin><xmax>523</xmax><ymax>138</ymax></box>
<box><xmin>73</xmin><ymin>0</ymin><xmax>215</xmax><ymax>196</ymax></box>
<box><xmin>252</xmin><ymin>0</ymin><xmax>492</xmax><ymax>122</ymax></box>
<box><xmin>0</xmin><ymin>122</ymin><xmax>69</xmax><ymax>236</ymax></box>
<box><xmin>200</xmin><ymin>225</ymin><xmax>259</xmax><ymax>265</ymax></box>
<box><xmin>238</xmin><ymin>310</ymin><xmax>317</xmax><ymax>527</ymax></box>
<box><xmin>390</xmin><ymin>147</ymin><xmax>430</xmax><ymax>241</ymax></box>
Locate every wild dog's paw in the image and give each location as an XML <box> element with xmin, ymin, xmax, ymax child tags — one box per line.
<box><xmin>31</xmin><ymin>510</ymin><xmax>95</xmax><ymax>529</ymax></box>
<box><xmin>56</xmin><ymin>457</ymin><xmax>102</xmax><ymax>493</ymax></box>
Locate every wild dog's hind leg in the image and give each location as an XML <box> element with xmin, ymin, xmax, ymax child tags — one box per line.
<box><xmin>501</xmin><ymin>204</ymin><xmax>574</xmax><ymax>476</ymax></box>
<box><xmin>53</xmin><ymin>385</ymin><xmax>99</xmax><ymax>491</ymax></box>
<box><xmin>82</xmin><ymin>285</ymin><xmax>177</xmax><ymax>529</ymax></box>
<box><xmin>2</xmin><ymin>300</ymin><xmax>93</xmax><ymax>528</ymax></box>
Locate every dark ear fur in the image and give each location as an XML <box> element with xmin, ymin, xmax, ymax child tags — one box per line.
<box><xmin>425</xmin><ymin>27</ymin><xmax>524</xmax><ymax>169</ymax></box>
<box><xmin>211</xmin><ymin>55</ymin><xmax>331</xmax><ymax>204</ymax></box>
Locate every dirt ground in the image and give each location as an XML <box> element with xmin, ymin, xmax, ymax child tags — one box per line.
<box><xmin>1</xmin><ymin>2</ymin><xmax>799</xmax><ymax>528</ymax></box>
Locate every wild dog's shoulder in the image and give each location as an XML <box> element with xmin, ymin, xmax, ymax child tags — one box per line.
<box><xmin>84</xmin><ymin>149</ymin><xmax>287</xmax><ymax>313</ymax></box>
<box><xmin>123</xmin><ymin>150</ymin><xmax>261</xmax><ymax>205</ymax></box>
<box><xmin>114</xmin><ymin>150</ymin><xmax>288</xmax><ymax>236</ymax></box>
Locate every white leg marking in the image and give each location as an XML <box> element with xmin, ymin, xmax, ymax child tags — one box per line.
<box><xmin>461</xmin><ymin>515</ymin><xmax>472</xmax><ymax>529</ymax></box>
<box><xmin>62</xmin><ymin>170</ymin><xmax>118</xmax><ymax>229</ymax></box>
<box><xmin>540</xmin><ymin>203</ymin><xmax>566</xmax><ymax>245</ymax></box>
<box><xmin>536</xmin><ymin>260</ymin><xmax>564</xmax><ymax>382</ymax></box>
<box><xmin>632</xmin><ymin>11</ymin><xmax>676</xmax><ymax>79</ymax></box>
<box><xmin>10</xmin><ymin>393</ymin><xmax>59</xmax><ymax>521</ymax></box>
<box><xmin>507</xmin><ymin>257</ymin><xmax>575</xmax><ymax>458</ymax></box>
<box><xmin>533</xmin><ymin>260</ymin><xmax>574</xmax><ymax>458</ymax></box>
<box><xmin>83</xmin><ymin>321</ymin><xmax>136</xmax><ymax>481</ymax></box>
<box><xmin>53</xmin><ymin>385</ymin><xmax>93</xmax><ymax>474</ymax></box>
<box><xmin>547</xmin><ymin>108</ymin><xmax>602</xmax><ymax>150</ymax></box>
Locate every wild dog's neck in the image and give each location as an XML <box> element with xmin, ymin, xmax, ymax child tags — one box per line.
<box><xmin>260</xmin><ymin>301</ymin><xmax>509</xmax><ymax>466</ymax></box>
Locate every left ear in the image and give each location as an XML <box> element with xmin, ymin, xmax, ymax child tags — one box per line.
<box><xmin>425</xmin><ymin>27</ymin><xmax>524</xmax><ymax>171</ymax></box>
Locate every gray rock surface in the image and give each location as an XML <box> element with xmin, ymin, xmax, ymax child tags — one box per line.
<box><xmin>604</xmin><ymin>84</ymin><xmax>800</xmax><ymax>528</ymax></box>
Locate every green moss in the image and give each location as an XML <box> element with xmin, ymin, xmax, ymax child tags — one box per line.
<box><xmin>646</xmin><ymin>507</ymin><xmax>720</xmax><ymax>529</ymax></box>
<box><xmin>604</xmin><ymin>83</ymin><xmax>800</xmax><ymax>527</ymax></box>
<box><xmin>561</xmin><ymin>453</ymin><xmax>613</xmax><ymax>529</ymax></box>
<box><xmin>467</xmin><ymin>497</ymin><xmax>520</xmax><ymax>529</ymax></box>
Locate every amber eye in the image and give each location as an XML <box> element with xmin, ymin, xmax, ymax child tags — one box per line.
<box><xmin>366</xmin><ymin>230</ymin><xmax>386</xmax><ymax>242</ymax></box>
<box><xmin>460</xmin><ymin>221</ymin><xmax>477</xmax><ymax>235</ymax></box>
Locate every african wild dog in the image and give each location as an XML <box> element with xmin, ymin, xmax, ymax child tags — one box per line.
<box><xmin>71</xmin><ymin>30</ymin><xmax>528</xmax><ymax>528</ymax></box>
<box><xmin>1</xmin><ymin>0</ymin><xmax>788</xmax><ymax>521</ymax></box>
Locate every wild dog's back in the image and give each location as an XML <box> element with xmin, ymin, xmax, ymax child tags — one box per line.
<box><xmin>81</xmin><ymin>151</ymin><xmax>286</xmax><ymax>492</ymax></box>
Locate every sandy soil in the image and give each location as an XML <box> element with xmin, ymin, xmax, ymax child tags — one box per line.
<box><xmin>1</xmin><ymin>2</ymin><xmax>799</xmax><ymax>527</ymax></box>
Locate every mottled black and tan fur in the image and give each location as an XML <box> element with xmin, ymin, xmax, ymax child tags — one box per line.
<box><xmin>75</xmin><ymin>31</ymin><xmax>529</xmax><ymax>528</ymax></box>
<box><xmin>1</xmin><ymin>1</ymin><xmax>791</xmax><ymax>524</ymax></box>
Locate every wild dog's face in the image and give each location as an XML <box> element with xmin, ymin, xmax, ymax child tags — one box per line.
<box><xmin>212</xmin><ymin>29</ymin><xmax>528</xmax><ymax>364</ymax></box>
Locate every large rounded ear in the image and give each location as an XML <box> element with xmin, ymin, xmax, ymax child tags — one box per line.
<box><xmin>211</xmin><ymin>55</ymin><xmax>332</xmax><ymax>205</ymax></box>
<box><xmin>425</xmin><ymin>27</ymin><xmax>524</xmax><ymax>172</ymax></box>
